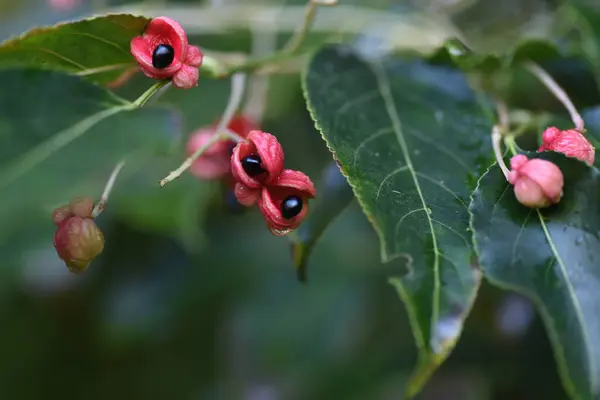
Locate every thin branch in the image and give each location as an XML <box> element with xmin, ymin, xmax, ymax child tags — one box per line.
<box><xmin>524</xmin><ymin>61</ymin><xmax>584</xmax><ymax>131</ymax></box>
<box><xmin>492</xmin><ymin>126</ymin><xmax>510</xmax><ymax>180</ymax></box>
<box><xmin>92</xmin><ymin>160</ymin><xmax>126</xmax><ymax>218</ymax></box>
<box><xmin>159</xmin><ymin>131</ymin><xmax>240</xmax><ymax>187</ymax></box>
<box><xmin>215</xmin><ymin>72</ymin><xmax>247</xmax><ymax>134</ymax></box>
<box><xmin>244</xmin><ymin>21</ymin><xmax>277</xmax><ymax>123</ymax></box>
<box><xmin>132</xmin><ymin>80</ymin><xmax>170</xmax><ymax>108</ymax></box>
<box><xmin>283</xmin><ymin>0</ymin><xmax>339</xmax><ymax>54</ymax></box>
<box><xmin>147</xmin><ymin>81</ymin><xmax>172</xmax><ymax>105</ymax></box>
<box><xmin>496</xmin><ymin>98</ymin><xmax>510</xmax><ymax>131</ymax></box>
<box><xmin>159</xmin><ymin>73</ymin><xmax>247</xmax><ymax>187</ymax></box>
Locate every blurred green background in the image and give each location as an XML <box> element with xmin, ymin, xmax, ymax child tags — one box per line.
<box><xmin>0</xmin><ymin>0</ymin><xmax>590</xmax><ymax>399</ymax></box>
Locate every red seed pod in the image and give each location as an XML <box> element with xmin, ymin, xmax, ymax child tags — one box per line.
<box><xmin>257</xmin><ymin>169</ymin><xmax>317</xmax><ymax>235</ymax></box>
<box><xmin>51</xmin><ymin>197</ymin><xmax>95</xmax><ymax>225</ymax></box>
<box><xmin>231</xmin><ymin>130</ymin><xmax>284</xmax><ymax>189</ymax></box>
<box><xmin>508</xmin><ymin>154</ymin><xmax>564</xmax><ymax>208</ymax></box>
<box><xmin>52</xmin><ymin>205</ymin><xmax>72</xmax><ymax>226</ymax></box>
<box><xmin>233</xmin><ymin>182</ymin><xmax>261</xmax><ymax>206</ymax></box>
<box><xmin>130</xmin><ymin>17</ymin><xmax>203</xmax><ymax>89</ymax></box>
<box><xmin>53</xmin><ymin>216</ymin><xmax>105</xmax><ymax>274</ymax></box>
<box><xmin>539</xmin><ymin>126</ymin><xmax>595</xmax><ymax>166</ymax></box>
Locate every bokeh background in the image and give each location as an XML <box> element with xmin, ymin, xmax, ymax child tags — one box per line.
<box><xmin>0</xmin><ymin>0</ymin><xmax>592</xmax><ymax>399</ymax></box>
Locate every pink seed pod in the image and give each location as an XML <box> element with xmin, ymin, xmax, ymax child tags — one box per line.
<box><xmin>539</xmin><ymin>126</ymin><xmax>595</xmax><ymax>166</ymax></box>
<box><xmin>508</xmin><ymin>154</ymin><xmax>564</xmax><ymax>208</ymax></box>
<box><xmin>53</xmin><ymin>216</ymin><xmax>105</xmax><ymax>274</ymax></box>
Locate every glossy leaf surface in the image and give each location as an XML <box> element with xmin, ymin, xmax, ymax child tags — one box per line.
<box><xmin>471</xmin><ymin>151</ymin><xmax>600</xmax><ymax>400</ymax></box>
<box><xmin>304</xmin><ymin>44</ymin><xmax>492</xmax><ymax>397</ymax></box>
<box><xmin>0</xmin><ymin>14</ymin><xmax>148</xmax><ymax>85</ymax></box>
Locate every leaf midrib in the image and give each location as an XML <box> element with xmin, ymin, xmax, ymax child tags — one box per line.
<box><xmin>0</xmin><ymin>103</ymin><xmax>132</xmax><ymax>190</ymax></box>
<box><xmin>537</xmin><ymin>209</ymin><xmax>597</xmax><ymax>395</ymax></box>
<box><xmin>371</xmin><ymin>61</ymin><xmax>441</xmax><ymax>346</ymax></box>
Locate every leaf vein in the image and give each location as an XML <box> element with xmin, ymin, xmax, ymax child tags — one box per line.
<box><xmin>415</xmin><ymin>172</ymin><xmax>468</xmax><ymax>209</ymax></box>
<box><xmin>376</xmin><ymin>165</ymin><xmax>409</xmax><ymax>199</ymax></box>
<box><xmin>511</xmin><ymin>210</ymin><xmax>532</xmax><ymax>266</ymax></box>
<box><xmin>352</xmin><ymin>127</ymin><xmax>393</xmax><ymax>167</ymax></box>
<box><xmin>536</xmin><ymin>209</ymin><xmax>598</xmax><ymax>393</ymax></box>
<box><xmin>0</xmin><ymin>104</ymin><xmax>130</xmax><ymax>190</ymax></box>
<box><xmin>61</xmin><ymin>32</ymin><xmax>130</xmax><ymax>55</ymax></box>
<box><xmin>431</xmin><ymin>218</ymin><xmax>470</xmax><ymax>249</ymax></box>
<box><xmin>337</xmin><ymin>90</ymin><xmax>380</xmax><ymax>114</ymax></box>
<box><xmin>404</xmin><ymin>127</ymin><xmax>472</xmax><ymax>173</ymax></box>
<box><xmin>75</xmin><ymin>63</ymin><xmax>133</xmax><ymax>77</ymax></box>
<box><xmin>8</xmin><ymin>46</ymin><xmax>87</xmax><ymax>70</ymax></box>
<box><xmin>393</xmin><ymin>207</ymin><xmax>427</xmax><ymax>255</ymax></box>
<box><xmin>372</xmin><ymin>61</ymin><xmax>441</xmax><ymax>341</ymax></box>
<box><xmin>438</xmin><ymin>252</ymin><xmax>470</xmax><ymax>294</ymax></box>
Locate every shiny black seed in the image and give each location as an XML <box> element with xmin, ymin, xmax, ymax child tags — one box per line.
<box><xmin>281</xmin><ymin>196</ymin><xmax>302</xmax><ymax>219</ymax></box>
<box><xmin>152</xmin><ymin>44</ymin><xmax>175</xmax><ymax>69</ymax></box>
<box><xmin>241</xmin><ymin>154</ymin><xmax>265</xmax><ymax>177</ymax></box>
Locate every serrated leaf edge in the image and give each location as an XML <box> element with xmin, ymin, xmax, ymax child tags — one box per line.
<box><xmin>301</xmin><ymin>45</ymin><xmax>481</xmax><ymax>399</ymax></box>
<box><xmin>468</xmin><ymin>158</ymin><xmax>598</xmax><ymax>400</ymax></box>
<box><xmin>0</xmin><ymin>13</ymin><xmax>149</xmax><ymax>48</ymax></box>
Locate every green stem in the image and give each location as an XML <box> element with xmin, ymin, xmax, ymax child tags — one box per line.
<box><xmin>504</xmin><ymin>135</ymin><xmax>519</xmax><ymax>156</ymax></box>
<box><xmin>159</xmin><ymin>72</ymin><xmax>247</xmax><ymax>187</ymax></box>
<box><xmin>91</xmin><ymin>160</ymin><xmax>126</xmax><ymax>218</ymax></box>
<box><xmin>492</xmin><ymin>125</ymin><xmax>510</xmax><ymax>179</ymax></box>
<box><xmin>198</xmin><ymin>0</ymin><xmax>337</xmax><ymax>79</ymax></box>
<box><xmin>282</xmin><ymin>0</ymin><xmax>338</xmax><ymax>54</ymax></box>
<box><xmin>214</xmin><ymin>73</ymin><xmax>246</xmax><ymax>134</ymax></box>
<box><xmin>199</xmin><ymin>55</ymin><xmax>228</xmax><ymax>78</ymax></box>
<box><xmin>159</xmin><ymin>131</ymin><xmax>242</xmax><ymax>187</ymax></box>
<box><xmin>222</xmin><ymin>52</ymin><xmax>300</xmax><ymax>77</ymax></box>
<box><xmin>132</xmin><ymin>80</ymin><xmax>170</xmax><ymax>108</ymax></box>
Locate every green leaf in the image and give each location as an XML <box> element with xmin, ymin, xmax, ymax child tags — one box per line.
<box><xmin>434</xmin><ymin>38</ymin><xmax>563</xmax><ymax>73</ymax></box>
<box><xmin>303</xmin><ymin>45</ymin><xmax>492</xmax><ymax>397</ymax></box>
<box><xmin>289</xmin><ymin>161</ymin><xmax>354</xmax><ymax>282</ymax></box>
<box><xmin>0</xmin><ymin>68</ymin><xmax>180</xmax><ymax>240</ymax></box>
<box><xmin>0</xmin><ymin>14</ymin><xmax>148</xmax><ymax>85</ymax></box>
<box><xmin>564</xmin><ymin>2</ymin><xmax>600</xmax><ymax>78</ymax></box>
<box><xmin>583</xmin><ymin>106</ymin><xmax>600</xmax><ymax>147</ymax></box>
<box><xmin>470</xmin><ymin>151</ymin><xmax>600</xmax><ymax>400</ymax></box>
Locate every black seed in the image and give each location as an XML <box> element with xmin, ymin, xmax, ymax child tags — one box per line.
<box><xmin>152</xmin><ymin>44</ymin><xmax>175</xmax><ymax>69</ymax></box>
<box><xmin>241</xmin><ymin>154</ymin><xmax>265</xmax><ymax>177</ymax></box>
<box><xmin>281</xmin><ymin>195</ymin><xmax>302</xmax><ymax>219</ymax></box>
